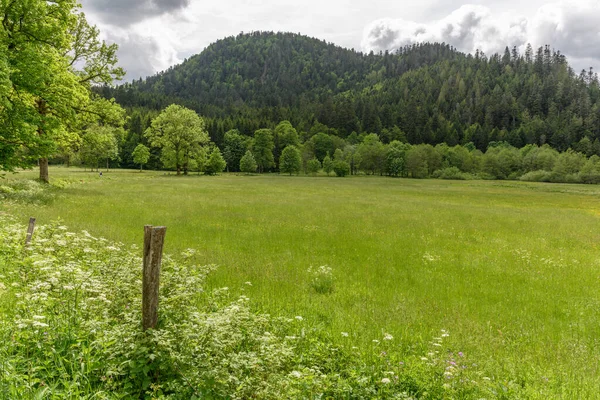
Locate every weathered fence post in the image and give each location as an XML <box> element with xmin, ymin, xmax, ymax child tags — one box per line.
<box><xmin>142</xmin><ymin>225</ymin><xmax>167</xmax><ymax>331</ymax></box>
<box><xmin>25</xmin><ymin>217</ymin><xmax>36</xmax><ymax>245</ymax></box>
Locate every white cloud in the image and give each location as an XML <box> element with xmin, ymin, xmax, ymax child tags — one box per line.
<box><xmin>362</xmin><ymin>1</ymin><xmax>600</xmax><ymax>71</ymax></box>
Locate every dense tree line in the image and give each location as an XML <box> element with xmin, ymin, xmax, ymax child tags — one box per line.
<box><xmin>83</xmin><ymin>102</ymin><xmax>600</xmax><ymax>184</ymax></box>
<box><xmin>97</xmin><ymin>32</ymin><xmax>600</xmax><ymax>162</ymax></box>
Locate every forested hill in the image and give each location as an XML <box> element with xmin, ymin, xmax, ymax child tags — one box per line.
<box><xmin>101</xmin><ymin>31</ymin><xmax>600</xmax><ymax>152</ymax></box>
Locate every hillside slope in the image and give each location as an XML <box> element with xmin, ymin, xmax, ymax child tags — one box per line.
<box><xmin>101</xmin><ymin>32</ymin><xmax>600</xmax><ymax>151</ymax></box>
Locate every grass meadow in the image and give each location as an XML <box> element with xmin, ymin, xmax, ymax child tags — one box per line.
<box><xmin>2</xmin><ymin>166</ymin><xmax>600</xmax><ymax>396</ymax></box>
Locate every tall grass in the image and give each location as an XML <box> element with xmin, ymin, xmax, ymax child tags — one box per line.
<box><xmin>2</xmin><ymin>167</ymin><xmax>600</xmax><ymax>396</ymax></box>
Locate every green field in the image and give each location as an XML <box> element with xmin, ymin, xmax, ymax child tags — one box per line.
<box><xmin>3</xmin><ymin>167</ymin><xmax>600</xmax><ymax>396</ymax></box>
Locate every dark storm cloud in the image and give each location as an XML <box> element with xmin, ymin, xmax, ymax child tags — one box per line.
<box><xmin>81</xmin><ymin>0</ymin><xmax>190</xmax><ymax>26</ymax></box>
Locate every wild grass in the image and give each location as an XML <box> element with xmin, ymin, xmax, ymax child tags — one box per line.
<box><xmin>2</xmin><ymin>166</ymin><xmax>600</xmax><ymax>397</ymax></box>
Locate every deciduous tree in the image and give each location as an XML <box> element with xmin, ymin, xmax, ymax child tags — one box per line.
<box><xmin>145</xmin><ymin>105</ymin><xmax>209</xmax><ymax>175</ymax></box>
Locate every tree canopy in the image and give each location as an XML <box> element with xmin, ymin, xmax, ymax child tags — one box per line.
<box><xmin>0</xmin><ymin>0</ymin><xmax>125</xmax><ymax>181</ymax></box>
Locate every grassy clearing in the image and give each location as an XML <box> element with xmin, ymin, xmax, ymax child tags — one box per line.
<box><xmin>3</xmin><ymin>166</ymin><xmax>600</xmax><ymax>396</ymax></box>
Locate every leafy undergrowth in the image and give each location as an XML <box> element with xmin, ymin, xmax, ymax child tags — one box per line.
<box><xmin>0</xmin><ymin>178</ymin><xmax>75</xmax><ymax>205</ymax></box>
<box><xmin>0</xmin><ymin>217</ymin><xmax>524</xmax><ymax>399</ymax></box>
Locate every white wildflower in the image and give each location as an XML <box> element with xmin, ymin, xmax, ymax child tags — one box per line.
<box><xmin>381</xmin><ymin>378</ymin><xmax>391</xmax><ymax>384</ymax></box>
<box><xmin>383</xmin><ymin>333</ymin><xmax>393</xmax><ymax>341</ymax></box>
<box><xmin>290</xmin><ymin>370</ymin><xmax>302</xmax><ymax>378</ymax></box>
<box><xmin>341</xmin><ymin>332</ymin><xmax>349</xmax><ymax>337</ymax></box>
<box><xmin>295</xmin><ymin>316</ymin><xmax>303</xmax><ymax>321</ymax></box>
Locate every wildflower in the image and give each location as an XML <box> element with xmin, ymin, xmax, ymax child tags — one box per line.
<box><xmin>244</xmin><ymin>281</ymin><xmax>252</xmax><ymax>286</ymax></box>
<box><xmin>295</xmin><ymin>316</ymin><xmax>303</xmax><ymax>321</ymax></box>
<box><xmin>290</xmin><ymin>371</ymin><xmax>302</xmax><ymax>378</ymax></box>
<box><xmin>383</xmin><ymin>333</ymin><xmax>393</xmax><ymax>341</ymax></box>
<box><xmin>372</xmin><ymin>339</ymin><xmax>380</xmax><ymax>344</ymax></box>
<box><xmin>381</xmin><ymin>378</ymin><xmax>391</xmax><ymax>384</ymax></box>
<box><xmin>341</xmin><ymin>332</ymin><xmax>349</xmax><ymax>337</ymax></box>
<box><xmin>458</xmin><ymin>352</ymin><xmax>464</xmax><ymax>357</ymax></box>
<box><xmin>420</xmin><ymin>357</ymin><xmax>428</xmax><ymax>361</ymax></box>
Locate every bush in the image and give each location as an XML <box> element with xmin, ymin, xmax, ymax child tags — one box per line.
<box><xmin>306</xmin><ymin>158</ymin><xmax>321</xmax><ymax>176</ymax></box>
<box><xmin>332</xmin><ymin>160</ymin><xmax>350</xmax><ymax>177</ymax></box>
<box><xmin>520</xmin><ymin>170</ymin><xmax>553</xmax><ymax>182</ymax></box>
<box><xmin>432</xmin><ymin>167</ymin><xmax>470</xmax><ymax>180</ymax></box>
<box><xmin>239</xmin><ymin>150</ymin><xmax>257</xmax><ymax>174</ymax></box>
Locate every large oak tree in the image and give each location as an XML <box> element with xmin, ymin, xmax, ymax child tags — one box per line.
<box><xmin>0</xmin><ymin>0</ymin><xmax>124</xmax><ymax>182</ymax></box>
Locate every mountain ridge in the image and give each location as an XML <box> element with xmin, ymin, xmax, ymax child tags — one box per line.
<box><xmin>100</xmin><ymin>31</ymin><xmax>600</xmax><ymax>153</ymax></box>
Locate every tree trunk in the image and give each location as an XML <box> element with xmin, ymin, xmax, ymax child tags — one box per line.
<box><xmin>140</xmin><ymin>164</ymin><xmax>143</xmax><ymax>172</ymax></box>
<box><xmin>176</xmin><ymin>165</ymin><xmax>181</xmax><ymax>175</ymax></box>
<box><xmin>39</xmin><ymin>158</ymin><xmax>49</xmax><ymax>183</ymax></box>
<box><xmin>37</xmin><ymin>99</ymin><xmax>50</xmax><ymax>184</ymax></box>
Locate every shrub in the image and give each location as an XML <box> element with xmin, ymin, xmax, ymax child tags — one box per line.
<box><xmin>306</xmin><ymin>158</ymin><xmax>321</xmax><ymax>176</ymax></box>
<box><xmin>332</xmin><ymin>160</ymin><xmax>350</xmax><ymax>177</ymax></box>
<box><xmin>239</xmin><ymin>150</ymin><xmax>257</xmax><ymax>174</ymax></box>
<box><xmin>432</xmin><ymin>167</ymin><xmax>470</xmax><ymax>180</ymax></box>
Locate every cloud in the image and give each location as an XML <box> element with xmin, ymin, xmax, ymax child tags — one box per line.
<box><xmin>362</xmin><ymin>1</ymin><xmax>600</xmax><ymax>71</ymax></box>
<box><xmin>103</xmin><ymin>24</ymin><xmax>183</xmax><ymax>81</ymax></box>
<box><xmin>80</xmin><ymin>0</ymin><xmax>190</xmax><ymax>26</ymax></box>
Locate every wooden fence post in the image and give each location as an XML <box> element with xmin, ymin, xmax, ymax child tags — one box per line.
<box><xmin>142</xmin><ymin>225</ymin><xmax>167</xmax><ymax>331</ymax></box>
<box><xmin>25</xmin><ymin>217</ymin><xmax>36</xmax><ymax>245</ymax></box>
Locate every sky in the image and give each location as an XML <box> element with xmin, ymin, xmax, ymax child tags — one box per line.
<box><xmin>79</xmin><ymin>0</ymin><xmax>600</xmax><ymax>82</ymax></box>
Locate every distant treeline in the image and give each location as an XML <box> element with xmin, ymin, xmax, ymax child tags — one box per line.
<box><xmin>97</xmin><ymin>32</ymin><xmax>600</xmax><ymax>156</ymax></box>
<box><xmin>53</xmin><ymin>115</ymin><xmax>600</xmax><ymax>184</ymax></box>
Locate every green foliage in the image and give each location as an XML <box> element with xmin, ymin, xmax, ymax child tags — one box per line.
<box><xmin>322</xmin><ymin>153</ymin><xmax>333</xmax><ymax>176</ymax></box>
<box><xmin>223</xmin><ymin>129</ymin><xmax>249</xmax><ymax>172</ymax></box>
<box><xmin>103</xmin><ymin>33</ymin><xmax>599</xmax><ymax>157</ymax></box>
<box><xmin>357</xmin><ymin>134</ymin><xmax>386</xmax><ymax>175</ymax></box>
<box><xmin>279</xmin><ymin>145</ymin><xmax>302</xmax><ymax>175</ymax></box>
<box><xmin>78</xmin><ymin>125</ymin><xmax>121</xmax><ymax>171</ymax></box>
<box><xmin>132</xmin><ymin>144</ymin><xmax>150</xmax><ymax>171</ymax></box>
<box><xmin>252</xmin><ymin>129</ymin><xmax>275</xmax><ymax>173</ymax></box>
<box><xmin>307</xmin><ymin>265</ymin><xmax>335</xmax><ymax>294</ymax></box>
<box><xmin>332</xmin><ymin>160</ymin><xmax>350</xmax><ymax>177</ymax></box>
<box><xmin>306</xmin><ymin>158</ymin><xmax>321</xmax><ymax>176</ymax></box>
<box><xmin>0</xmin><ymin>0</ymin><xmax>124</xmax><ymax>180</ymax></box>
<box><xmin>239</xmin><ymin>150</ymin><xmax>258</xmax><ymax>174</ymax></box>
<box><xmin>204</xmin><ymin>146</ymin><xmax>227</xmax><ymax>175</ymax></box>
<box><xmin>432</xmin><ymin>167</ymin><xmax>470</xmax><ymax>180</ymax></box>
<box><xmin>0</xmin><ymin>216</ymin><xmax>508</xmax><ymax>399</ymax></box>
<box><xmin>145</xmin><ymin>104</ymin><xmax>210</xmax><ymax>175</ymax></box>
